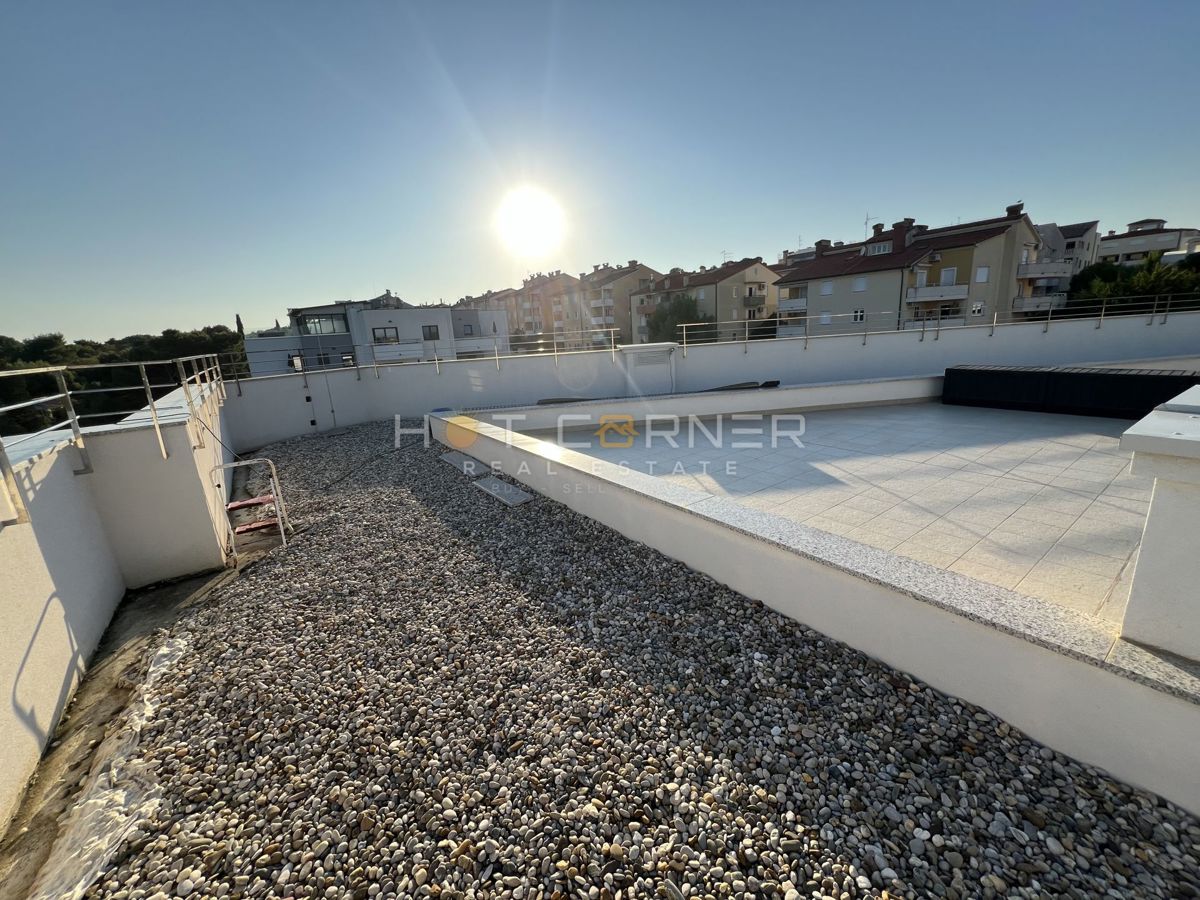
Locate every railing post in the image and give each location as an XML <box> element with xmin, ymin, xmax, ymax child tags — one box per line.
<box><xmin>610</xmin><ymin>329</ymin><xmax>616</xmax><ymax>363</ymax></box>
<box><xmin>1043</xmin><ymin>304</ymin><xmax>1052</xmax><ymax>334</ymax></box>
<box><xmin>681</xmin><ymin>324</ymin><xmax>688</xmax><ymax>358</ymax></box>
<box><xmin>1096</xmin><ymin>296</ymin><xmax>1106</xmax><ymax>329</ymax></box>
<box><xmin>862</xmin><ymin>316</ymin><xmax>869</xmax><ymax>346</ymax></box>
<box><xmin>175</xmin><ymin>358</ymin><xmax>203</xmax><ymax>448</ymax></box>
<box><xmin>434</xmin><ymin>352</ymin><xmax>441</xmax><ymax>374</ymax></box>
<box><xmin>934</xmin><ymin>308</ymin><xmax>942</xmax><ymax>341</ymax></box>
<box><xmin>1147</xmin><ymin>295</ymin><xmax>1159</xmax><ymax>325</ymax></box>
<box><xmin>0</xmin><ymin>441</ymin><xmax>31</xmax><ymax>525</ymax></box>
<box><xmin>494</xmin><ymin>338</ymin><xmax>500</xmax><ymax>371</ymax></box>
<box><xmin>53</xmin><ymin>370</ymin><xmax>93</xmax><ymax>474</ymax></box>
<box><xmin>553</xmin><ymin>334</ymin><xmax>559</xmax><ymax>367</ymax></box>
<box><xmin>1161</xmin><ymin>294</ymin><xmax>1171</xmax><ymax>324</ymax></box>
<box><xmin>230</xmin><ymin>353</ymin><xmax>243</xmax><ymax>396</ymax></box>
<box><xmin>744</xmin><ymin>319</ymin><xmax>749</xmax><ymax>354</ymax></box>
<box><xmin>139</xmin><ymin>363</ymin><xmax>169</xmax><ymax>460</ymax></box>
<box><xmin>990</xmin><ymin>311</ymin><xmax>997</xmax><ymax>337</ymax></box>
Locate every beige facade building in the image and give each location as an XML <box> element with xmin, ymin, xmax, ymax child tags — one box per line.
<box><xmin>1098</xmin><ymin>218</ymin><xmax>1200</xmax><ymax>266</ymax></box>
<box><xmin>554</xmin><ymin>261</ymin><xmax>662</xmax><ymax>348</ymax></box>
<box><xmin>775</xmin><ymin>203</ymin><xmax>1044</xmax><ymax>336</ymax></box>
<box><xmin>631</xmin><ymin>257</ymin><xmax>780</xmax><ymax>342</ymax></box>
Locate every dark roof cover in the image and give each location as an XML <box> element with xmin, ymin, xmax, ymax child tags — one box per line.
<box><xmin>1059</xmin><ymin>221</ymin><xmax>1099</xmax><ymax>239</ymax></box>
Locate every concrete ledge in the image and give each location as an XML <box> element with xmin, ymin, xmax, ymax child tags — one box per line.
<box><xmin>431</xmin><ymin>412</ymin><xmax>1200</xmax><ymax>815</ymax></box>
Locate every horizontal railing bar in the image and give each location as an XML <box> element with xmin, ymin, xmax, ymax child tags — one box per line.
<box><xmin>1</xmin><ymin>418</ymin><xmax>73</xmax><ymax>447</ymax></box>
<box><xmin>0</xmin><ymin>394</ymin><xmax>66</xmax><ymax>415</ymax></box>
<box><xmin>68</xmin><ymin>384</ymin><xmax>176</xmax><ymax>396</ymax></box>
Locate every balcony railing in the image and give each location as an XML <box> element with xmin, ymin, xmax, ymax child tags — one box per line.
<box><xmin>1018</xmin><ymin>261</ymin><xmax>1073</xmax><ymax>279</ymax></box>
<box><xmin>906</xmin><ymin>284</ymin><xmax>969</xmax><ymax>302</ymax></box>
<box><xmin>590</xmin><ymin>315</ymin><xmax>615</xmax><ymax>326</ymax></box>
<box><xmin>742</xmin><ymin>294</ymin><xmax>767</xmax><ymax>308</ymax></box>
<box><xmin>1012</xmin><ymin>293</ymin><xmax>1068</xmax><ymax>312</ymax></box>
<box><xmin>778</xmin><ymin>298</ymin><xmax>808</xmax><ymax>313</ymax></box>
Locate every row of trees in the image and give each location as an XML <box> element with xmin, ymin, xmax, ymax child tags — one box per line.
<box><xmin>645</xmin><ymin>296</ymin><xmax>778</xmax><ymax>343</ymax></box>
<box><xmin>1</xmin><ymin>326</ymin><xmax>245</xmax><ymax>433</ymax></box>
<box><xmin>1068</xmin><ymin>253</ymin><xmax>1200</xmax><ymax>303</ymax></box>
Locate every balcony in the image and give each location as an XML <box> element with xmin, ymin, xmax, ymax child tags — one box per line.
<box><xmin>1018</xmin><ymin>260</ymin><xmax>1073</xmax><ymax>279</ymax></box>
<box><xmin>589</xmin><ymin>299</ymin><xmax>608</xmax><ymax>310</ymax></box>
<box><xmin>906</xmin><ymin>284</ymin><xmax>969</xmax><ymax>303</ymax></box>
<box><xmin>778</xmin><ymin>297</ymin><xmax>808</xmax><ymax>314</ymax></box>
<box><xmin>742</xmin><ymin>294</ymin><xmax>767</xmax><ymax>308</ymax></box>
<box><xmin>590</xmin><ymin>315</ymin><xmax>615</xmax><ymax>326</ymax></box>
<box><xmin>1012</xmin><ymin>293</ymin><xmax>1068</xmax><ymax>312</ymax></box>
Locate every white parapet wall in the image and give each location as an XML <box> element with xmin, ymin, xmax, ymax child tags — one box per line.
<box><xmin>0</xmin><ymin>388</ymin><xmax>231</xmax><ymax>829</ymax></box>
<box><xmin>1119</xmin><ymin>386</ymin><xmax>1200</xmax><ymax>661</ymax></box>
<box><xmin>223</xmin><ymin>310</ymin><xmax>1200</xmax><ymax>453</ymax></box>
<box><xmin>430</xmin><ymin>408</ymin><xmax>1200</xmax><ymax>815</ymax></box>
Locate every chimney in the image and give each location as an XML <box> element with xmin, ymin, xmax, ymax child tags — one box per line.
<box><xmin>892</xmin><ymin>217</ymin><xmax>916</xmax><ymax>245</ymax></box>
<box><xmin>833</xmin><ymin>241</ymin><xmax>844</xmax><ymax>247</ymax></box>
<box><xmin>579</xmin><ymin>272</ymin><xmax>586</xmax><ymax>280</ymax></box>
<box><xmin>627</xmin><ymin>259</ymin><xmax>637</xmax><ymax>267</ymax></box>
<box><xmin>1005</xmin><ymin>202</ymin><xmax>1024</xmax><ymax>218</ymax></box>
<box><xmin>593</xmin><ymin>264</ymin><xmax>601</xmax><ymax>272</ymax></box>
<box><xmin>1108</xmin><ymin>229</ymin><xmax>1116</xmax><ymax>236</ymax></box>
<box><xmin>815</xmin><ymin>239</ymin><xmax>832</xmax><ymax>256</ymax></box>
<box><xmin>872</xmin><ymin>222</ymin><xmax>885</xmax><ymax>236</ymax></box>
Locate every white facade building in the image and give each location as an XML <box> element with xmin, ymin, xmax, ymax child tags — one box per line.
<box><xmin>1098</xmin><ymin>218</ymin><xmax>1200</xmax><ymax>266</ymax></box>
<box><xmin>244</xmin><ymin>291</ymin><xmax>510</xmax><ymax>376</ymax></box>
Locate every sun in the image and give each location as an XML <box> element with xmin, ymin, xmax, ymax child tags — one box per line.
<box><xmin>493</xmin><ymin>185</ymin><xmax>566</xmax><ymax>260</ymax></box>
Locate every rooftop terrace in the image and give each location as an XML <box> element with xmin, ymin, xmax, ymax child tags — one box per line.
<box><xmin>16</xmin><ymin>422</ymin><xmax>1198</xmax><ymax>899</ymax></box>
<box><xmin>546</xmin><ymin>403</ymin><xmax>1145</xmax><ymax>623</ymax></box>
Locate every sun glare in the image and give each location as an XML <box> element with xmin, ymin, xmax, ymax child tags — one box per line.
<box><xmin>493</xmin><ymin>185</ymin><xmax>566</xmax><ymax>260</ymax></box>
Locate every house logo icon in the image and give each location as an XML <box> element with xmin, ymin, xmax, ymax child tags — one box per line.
<box><xmin>594</xmin><ymin>414</ymin><xmax>638</xmax><ymax>449</ymax></box>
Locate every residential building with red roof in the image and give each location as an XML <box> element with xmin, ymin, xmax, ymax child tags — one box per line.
<box><xmin>774</xmin><ymin>203</ymin><xmax>1044</xmax><ymax>335</ymax></box>
<box><xmin>1098</xmin><ymin>219</ymin><xmax>1200</xmax><ymax>266</ymax></box>
<box><xmin>630</xmin><ymin>257</ymin><xmax>781</xmax><ymax>342</ymax></box>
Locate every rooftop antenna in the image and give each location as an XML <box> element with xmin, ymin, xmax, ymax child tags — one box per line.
<box><xmin>864</xmin><ymin>211</ymin><xmax>880</xmax><ymax>240</ymax></box>
<box><xmin>721</xmin><ymin>249</ymin><xmax>731</xmax><ymax>263</ymax></box>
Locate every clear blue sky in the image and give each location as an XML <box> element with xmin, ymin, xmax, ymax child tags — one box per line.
<box><xmin>1</xmin><ymin>1</ymin><xmax>1197</xmax><ymax>340</ymax></box>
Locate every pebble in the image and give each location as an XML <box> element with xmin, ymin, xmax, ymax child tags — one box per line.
<box><xmin>65</xmin><ymin>421</ymin><xmax>1200</xmax><ymax>900</ymax></box>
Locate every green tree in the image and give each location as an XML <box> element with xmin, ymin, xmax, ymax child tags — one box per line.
<box><xmin>648</xmin><ymin>295</ymin><xmax>716</xmax><ymax>343</ymax></box>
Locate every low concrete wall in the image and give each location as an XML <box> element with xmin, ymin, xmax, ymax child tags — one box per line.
<box><xmin>0</xmin><ymin>387</ymin><xmax>231</xmax><ymax>828</ymax></box>
<box><xmin>224</xmin><ymin>310</ymin><xmax>1200</xmax><ymax>453</ymax></box>
<box><xmin>0</xmin><ymin>443</ymin><xmax>125</xmax><ymax>829</ymax></box>
<box><xmin>432</xmin><ymin>415</ymin><xmax>1200</xmax><ymax>815</ymax></box>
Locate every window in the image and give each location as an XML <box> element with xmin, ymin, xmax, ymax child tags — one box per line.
<box><xmin>852</xmin><ymin>276</ymin><xmax>867</xmax><ymax>292</ymax></box>
<box><xmin>1021</xmin><ymin>249</ymin><xmax>1029</xmax><ymax>264</ymax></box>
<box><xmin>732</xmin><ymin>286</ymin><xmax>740</xmax><ymax>298</ymax></box>
<box><xmin>463</xmin><ymin>323</ymin><xmax>474</xmax><ymax>336</ymax></box>
<box><xmin>421</xmin><ymin>325</ymin><xmax>440</xmax><ymax>341</ymax></box>
<box><xmin>372</xmin><ymin>326</ymin><xmax>399</xmax><ymax>344</ymax></box>
<box><xmin>971</xmin><ymin>302</ymin><xmax>985</xmax><ymax>317</ymax></box>
<box><xmin>974</xmin><ymin>266</ymin><xmax>990</xmax><ymax>283</ymax></box>
<box><xmin>297</xmin><ymin>314</ymin><xmax>348</xmax><ymax>335</ymax></box>
<box><xmin>915</xmin><ymin>270</ymin><xmax>928</xmax><ymax>288</ymax></box>
<box><xmin>820</xmin><ymin>281</ymin><xmax>833</xmax><ymax>296</ymax></box>
<box><xmin>939</xmin><ymin>267</ymin><xmax>957</xmax><ymax>286</ymax></box>
<box><xmin>1065</xmin><ymin>241</ymin><xmax>1076</xmax><ymax>250</ymax></box>
<box><xmin>866</xmin><ymin>241</ymin><xmax>892</xmax><ymax>255</ymax></box>
<box><xmin>852</xmin><ymin>308</ymin><xmax>865</xmax><ymax>323</ymax></box>
<box><xmin>818</xmin><ymin>310</ymin><xmax>832</xmax><ymax>325</ymax></box>
<box><xmin>696</xmin><ymin>288</ymin><xmax>706</xmax><ymax>300</ymax></box>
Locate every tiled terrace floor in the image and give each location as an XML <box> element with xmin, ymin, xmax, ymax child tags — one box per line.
<box><xmin>553</xmin><ymin>403</ymin><xmax>1149</xmax><ymax>625</ymax></box>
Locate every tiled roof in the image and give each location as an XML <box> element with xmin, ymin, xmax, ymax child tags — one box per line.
<box><xmin>777</xmin><ymin>226</ymin><xmax>1010</xmax><ymax>285</ymax></box>
<box><xmin>1101</xmin><ymin>225</ymin><xmax>1196</xmax><ymax>242</ymax></box>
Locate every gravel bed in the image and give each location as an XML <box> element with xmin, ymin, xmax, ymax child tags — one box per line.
<box><xmin>81</xmin><ymin>420</ymin><xmax>1198</xmax><ymax>900</ymax></box>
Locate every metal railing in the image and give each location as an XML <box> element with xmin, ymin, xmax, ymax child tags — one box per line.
<box><xmin>225</xmin><ymin>325</ymin><xmax>626</xmax><ymax>383</ymax></box>
<box><xmin>671</xmin><ymin>292</ymin><xmax>1200</xmax><ymax>356</ymax></box>
<box><xmin>0</xmin><ymin>354</ymin><xmax>225</xmax><ymax>524</ymax></box>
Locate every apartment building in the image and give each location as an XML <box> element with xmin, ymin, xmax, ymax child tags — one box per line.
<box><xmin>509</xmin><ymin>270</ymin><xmax>579</xmax><ymax>336</ymax></box>
<box><xmin>552</xmin><ymin>261</ymin><xmax>663</xmax><ymax>348</ymax></box>
<box><xmin>630</xmin><ymin>258</ymin><xmax>780</xmax><ymax>342</ymax></box>
<box><xmin>1098</xmin><ymin>218</ymin><xmax>1200</xmax><ymax>265</ymax></box>
<box><xmin>244</xmin><ymin>291</ymin><xmax>510</xmax><ymax>375</ymax></box>
<box><xmin>1034</xmin><ymin>220</ymin><xmax>1100</xmax><ymax>293</ymax></box>
<box><xmin>774</xmin><ymin>203</ymin><xmax>1044</xmax><ymax>336</ymax></box>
